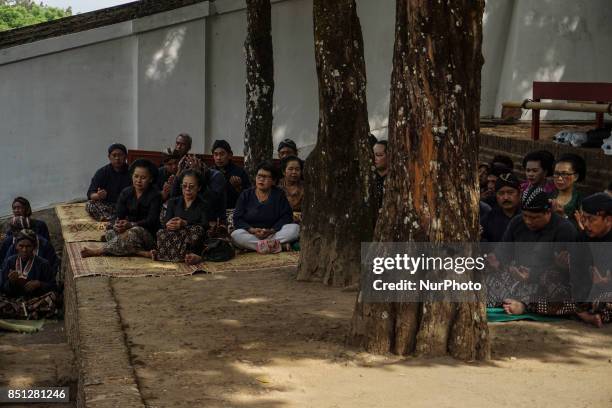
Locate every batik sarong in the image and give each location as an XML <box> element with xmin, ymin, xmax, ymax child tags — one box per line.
<box><xmin>102</xmin><ymin>226</ymin><xmax>154</xmax><ymax>256</ymax></box>
<box><xmin>156</xmin><ymin>225</ymin><xmax>205</xmax><ymax>261</ymax></box>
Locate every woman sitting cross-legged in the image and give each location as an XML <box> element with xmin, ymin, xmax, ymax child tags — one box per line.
<box><xmin>279</xmin><ymin>155</ymin><xmax>304</xmax><ymax>224</ymax></box>
<box><xmin>0</xmin><ymin>229</ymin><xmax>59</xmax><ymax>319</ymax></box>
<box><xmin>80</xmin><ymin>159</ymin><xmax>161</xmax><ymax>259</ymax></box>
<box><xmin>153</xmin><ymin>170</ymin><xmax>209</xmax><ymax>261</ymax></box>
<box><xmin>230</xmin><ymin>161</ymin><xmax>300</xmax><ymax>254</ymax></box>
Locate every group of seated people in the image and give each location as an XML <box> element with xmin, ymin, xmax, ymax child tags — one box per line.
<box><xmin>2</xmin><ymin>133</ymin><xmax>611</xmax><ymax>329</ymax></box>
<box><xmin>80</xmin><ymin>134</ymin><xmax>304</xmax><ymax>263</ymax></box>
<box><xmin>478</xmin><ymin>151</ymin><xmax>612</xmax><ymax>327</ymax></box>
<box><xmin>0</xmin><ymin>197</ymin><xmax>59</xmax><ymax>319</ymax></box>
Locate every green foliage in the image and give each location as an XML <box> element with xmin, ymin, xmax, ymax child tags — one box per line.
<box><xmin>0</xmin><ymin>1</ymin><xmax>72</xmax><ymax>32</ymax></box>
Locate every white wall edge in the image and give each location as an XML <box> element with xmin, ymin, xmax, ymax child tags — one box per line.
<box><xmin>0</xmin><ymin>20</ymin><xmax>133</xmax><ymax>66</ymax></box>
<box><xmin>0</xmin><ymin>2</ymin><xmax>213</xmax><ymax>66</ymax></box>
<box><xmin>133</xmin><ymin>1</ymin><xmax>210</xmax><ymax>34</ymax></box>
<box><xmin>211</xmin><ymin>0</ymin><xmax>289</xmax><ymax>15</ymax></box>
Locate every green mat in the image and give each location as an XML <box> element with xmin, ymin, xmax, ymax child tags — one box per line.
<box><xmin>0</xmin><ymin>319</ymin><xmax>45</xmax><ymax>333</ymax></box>
<box><xmin>487</xmin><ymin>307</ymin><xmax>561</xmax><ymax>323</ymax></box>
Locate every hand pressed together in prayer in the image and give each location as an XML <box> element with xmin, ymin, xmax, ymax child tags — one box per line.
<box><xmin>114</xmin><ymin>219</ymin><xmax>131</xmax><ymax>234</ymax></box>
<box><xmin>554</xmin><ymin>250</ymin><xmax>570</xmax><ymax>268</ymax></box>
<box><xmin>229</xmin><ymin>175</ymin><xmax>243</xmax><ymax>191</ymax></box>
<box><xmin>509</xmin><ymin>265</ymin><xmax>530</xmax><ymax>281</ymax></box>
<box><xmin>93</xmin><ymin>188</ymin><xmax>108</xmax><ymax>201</ymax></box>
<box><xmin>7</xmin><ymin>270</ymin><xmax>19</xmax><ymax>283</ymax></box>
<box><xmin>591</xmin><ymin>266</ymin><xmax>611</xmax><ymax>286</ymax></box>
<box><xmin>166</xmin><ymin>217</ymin><xmax>186</xmax><ymax>231</ymax></box>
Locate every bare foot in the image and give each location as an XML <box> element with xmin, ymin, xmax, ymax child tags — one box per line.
<box><xmin>577</xmin><ymin>311</ymin><xmax>603</xmax><ymax>328</ymax></box>
<box><xmin>136</xmin><ymin>250</ymin><xmax>153</xmax><ymax>259</ymax></box>
<box><xmin>80</xmin><ymin>247</ymin><xmax>103</xmax><ymax>258</ymax></box>
<box><xmin>502</xmin><ymin>299</ymin><xmax>526</xmax><ymax>315</ymax></box>
<box><xmin>185</xmin><ymin>253</ymin><xmax>203</xmax><ymax>265</ymax></box>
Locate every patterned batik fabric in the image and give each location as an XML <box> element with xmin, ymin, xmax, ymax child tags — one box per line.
<box><xmin>0</xmin><ymin>292</ymin><xmax>60</xmax><ymax>320</ymax></box>
<box><xmin>485</xmin><ymin>268</ymin><xmax>540</xmax><ymax>308</ymax></box>
<box><xmin>102</xmin><ymin>226</ymin><xmax>154</xmax><ymax>256</ymax></box>
<box><xmin>156</xmin><ymin>225</ymin><xmax>205</xmax><ymax>262</ymax></box>
<box><xmin>591</xmin><ymin>291</ymin><xmax>612</xmax><ymax>323</ymax></box>
<box><xmin>86</xmin><ymin>200</ymin><xmax>116</xmax><ymax>221</ymax></box>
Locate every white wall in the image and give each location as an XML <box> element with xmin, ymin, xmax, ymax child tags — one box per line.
<box><xmin>1</xmin><ymin>0</ymin><xmax>611</xmax><ymax>214</ymax></box>
<box><xmin>0</xmin><ymin>36</ymin><xmax>137</xmax><ymax>215</ymax></box>
<box><xmin>491</xmin><ymin>0</ymin><xmax>612</xmax><ymax>119</ymax></box>
<box><xmin>138</xmin><ymin>19</ymin><xmax>207</xmax><ymax>153</ymax></box>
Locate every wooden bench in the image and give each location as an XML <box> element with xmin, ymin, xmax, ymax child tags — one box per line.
<box><xmin>530</xmin><ymin>82</ymin><xmax>612</xmax><ymax>140</ymax></box>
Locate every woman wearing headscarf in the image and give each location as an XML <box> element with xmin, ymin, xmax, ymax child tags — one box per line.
<box><xmin>0</xmin><ymin>217</ymin><xmax>59</xmax><ymax>272</ymax></box>
<box><xmin>85</xmin><ymin>143</ymin><xmax>132</xmax><ymax>221</ymax></box>
<box><xmin>153</xmin><ymin>170</ymin><xmax>209</xmax><ymax>261</ymax></box>
<box><xmin>8</xmin><ymin>197</ymin><xmax>50</xmax><ymax>241</ymax></box>
<box><xmin>0</xmin><ymin>229</ymin><xmax>59</xmax><ymax>319</ymax></box>
<box><xmin>80</xmin><ymin>159</ymin><xmax>161</xmax><ymax>258</ymax></box>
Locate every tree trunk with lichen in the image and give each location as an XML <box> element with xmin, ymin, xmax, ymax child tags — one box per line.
<box><xmin>243</xmin><ymin>0</ymin><xmax>274</xmax><ymax>179</ymax></box>
<box><xmin>297</xmin><ymin>0</ymin><xmax>375</xmax><ymax>287</ymax></box>
<box><xmin>347</xmin><ymin>0</ymin><xmax>490</xmax><ymax>360</ymax></box>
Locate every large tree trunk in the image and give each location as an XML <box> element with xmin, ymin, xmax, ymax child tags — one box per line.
<box><xmin>297</xmin><ymin>0</ymin><xmax>375</xmax><ymax>287</ymax></box>
<box><xmin>243</xmin><ymin>0</ymin><xmax>274</xmax><ymax>179</ymax></box>
<box><xmin>348</xmin><ymin>0</ymin><xmax>490</xmax><ymax>360</ymax></box>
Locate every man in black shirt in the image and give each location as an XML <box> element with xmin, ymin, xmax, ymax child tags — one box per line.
<box><xmin>487</xmin><ymin>186</ymin><xmax>577</xmax><ymax>315</ymax></box>
<box><xmin>211</xmin><ymin>140</ymin><xmax>251</xmax><ymax>209</ymax></box>
<box><xmin>573</xmin><ymin>193</ymin><xmax>612</xmax><ymax>327</ymax></box>
<box><xmin>481</xmin><ymin>172</ymin><xmax>521</xmax><ymax>242</ymax></box>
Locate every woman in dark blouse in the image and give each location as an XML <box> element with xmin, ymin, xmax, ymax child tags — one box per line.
<box><xmin>0</xmin><ymin>230</ymin><xmax>59</xmax><ymax>319</ymax></box>
<box><xmin>278</xmin><ymin>155</ymin><xmax>304</xmax><ymax>223</ymax></box>
<box><xmin>0</xmin><ymin>217</ymin><xmax>59</xmax><ymax>273</ymax></box>
<box><xmin>153</xmin><ymin>170</ymin><xmax>209</xmax><ymax>261</ymax></box>
<box><xmin>230</xmin><ymin>161</ymin><xmax>299</xmax><ymax>254</ymax></box>
<box><xmin>6</xmin><ymin>197</ymin><xmax>50</xmax><ymax>241</ymax></box>
<box><xmin>81</xmin><ymin>159</ymin><xmax>161</xmax><ymax>259</ymax></box>
<box><xmin>85</xmin><ymin>143</ymin><xmax>132</xmax><ymax>221</ymax></box>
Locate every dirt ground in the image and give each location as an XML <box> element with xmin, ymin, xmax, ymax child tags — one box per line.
<box><xmin>113</xmin><ymin>267</ymin><xmax>612</xmax><ymax>408</ymax></box>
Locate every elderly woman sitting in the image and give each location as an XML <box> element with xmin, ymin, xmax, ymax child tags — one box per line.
<box><xmin>153</xmin><ymin>170</ymin><xmax>209</xmax><ymax>261</ymax></box>
<box><xmin>0</xmin><ymin>230</ymin><xmax>59</xmax><ymax>319</ymax></box>
<box><xmin>7</xmin><ymin>197</ymin><xmax>50</xmax><ymax>241</ymax></box>
<box><xmin>231</xmin><ymin>162</ymin><xmax>300</xmax><ymax>254</ymax></box>
<box><xmin>86</xmin><ymin>143</ymin><xmax>132</xmax><ymax>221</ymax></box>
<box><xmin>81</xmin><ymin>159</ymin><xmax>161</xmax><ymax>259</ymax></box>
<box><xmin>0</xmin><ymin>217</ymin><xmax>59</xmax><ymax>272</ymax></box>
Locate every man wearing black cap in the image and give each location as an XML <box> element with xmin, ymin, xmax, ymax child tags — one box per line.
<box><xmin>573</xmin><ymin>193</ymin><xmax>612</xmax><ymax>327</ymax></box>
<box><xmin>277</xmin><ymin>139</ymin><xmax>298</xmax><ymax>160</ymax></box>
<box><xmin>86</xmin><ymin>143</ymin><xmax>132</xmax><ymax>221</ymax></box>
<box><xmin>481</xmin><ymin>163</ymin><xmax>512</xmax><ymax>207</ymax></box>
<box><xmin>487</xmin><ymin>186</ymin><xmax>577</xmax><ymax>315</ymax></box>
<box><xmin>212</xmin><ymin>140</ymin><xmax>251</xmax><ymax>209</ymax></box>
<box><xmin>481</xmin><ymin>173</ymin><xmax>521</xmax><ymax>242</ymax></box>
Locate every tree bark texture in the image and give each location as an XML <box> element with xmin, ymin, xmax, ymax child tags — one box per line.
<box><xmin>244</xmin><ymin>0</ymin><xmax>274</xmax><ymax>179</ymax></box>
<box><xmin>297</xmin><ymin>0</ymin><xmax>376</xmax><ymax>287</ymax></box>
<box><xmin>348</xmin><ymin>0</ymin><xmax>490</xmax><ymax>360</ymax></box>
